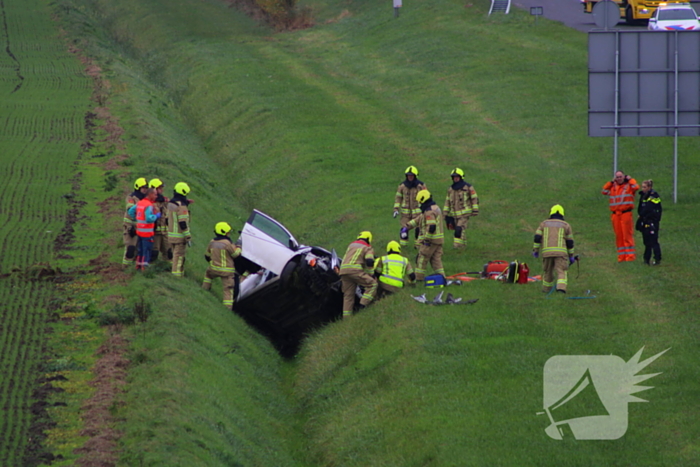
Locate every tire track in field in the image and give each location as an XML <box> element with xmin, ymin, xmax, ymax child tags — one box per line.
<box><xmin>0</xmin><ymin>0</ymin><xmax>24</xmax><ymax>93</ymax></box>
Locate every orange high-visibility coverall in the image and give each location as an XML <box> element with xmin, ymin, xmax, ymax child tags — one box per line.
<box><xmin>602</xmin><ymin>178</ymin><xmax>639</xmax><ymax>262</ymax></box>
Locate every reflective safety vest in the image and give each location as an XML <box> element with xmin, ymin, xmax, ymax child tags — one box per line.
<box><xmin>135</xmin><ymin>199</ymin><xmax>155</xmax><ymax>238</ymax></box>
<box><xmin>378</xmin><ymin>254</ymin><xmax>409</xmax><ymax>288</ymax></box>
<box><xmin>602</xmin><ymin>179</ymin><xmax>639</xmax><ymax>213</ymax></box>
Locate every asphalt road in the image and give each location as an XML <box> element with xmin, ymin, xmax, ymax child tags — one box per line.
<box><xmin>510</xmin><ymin>0</ymin><xmax>700</xmax><ymax>33</ymax></box>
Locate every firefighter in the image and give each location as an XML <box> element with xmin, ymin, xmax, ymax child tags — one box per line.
<box><xmin>443</xmin><ymin>167</ymin><xmax>479</xmax><ymax>250</ymax></box>
<box><xmin>127</xmin><ymin>188</ymin><xmax>161</xmax><ymax>270</ymax></box>
<box><xmin>374</xmin><ymin>240</ymin><xmax>415</xmax><ymax>298</ymax></box>
<box><xmin>393</xmin><ymin>166</ymin><xmax>427</xmax><ymax>248</ymax></box>
<box><xmin>602</xmin><ymin>171</ymin><xmax>639</xmax><ymax>262</ymax></box>
<box><xmin>148</xmin><ymin>178</ymin><xmax>171</xmax><ymax>262</ymax></box>
<box><xmin>122</xmin><ymin>177</ymin><xmax>148</xmax><ymax>265</ymax></box>
<box><xmin>202</xmin><ymin>222</ymin><xmax>241</xmax><ymax>310</ymax></box>
<box><xmin>167</xmin><ymin>182</ymin><xmax>192</xmax><ymax>277</ymax></box>
<box><xmin>636</xmin><ymin>179</ymin><xmax>662</xmax><ymax>266</ymax></box>
<box><xmin>401</xmin><ymin>190</ymin><xmax>445</xmax><ymax>281</ymax></box>
<box><xmin>339</xmin><ymin>231</ymin><xmax>377</xmax><ymax>319</ymax></box>
<box><xmin>532</xmin><ymin>204</ymin><xmax>575</xmax><ymax>293</ymax></box>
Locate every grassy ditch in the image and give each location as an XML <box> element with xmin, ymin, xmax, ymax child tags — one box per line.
<box><xmin>50</xmin><ymin>0</ymin><xmax>700</xmax><ymax>465</ymax></box>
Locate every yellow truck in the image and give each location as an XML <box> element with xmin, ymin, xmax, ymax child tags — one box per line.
<box><xmin>582</xmin><ymin>0</ymin><xmax>686</xmax><ymax>24</ymax></box>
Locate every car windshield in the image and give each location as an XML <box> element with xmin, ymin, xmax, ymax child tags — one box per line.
<box><xmin>659</xmin><ymin>9</ymin><xmax>697</xmax><ymax>20</ymax></box>
<box><xmin>248</xmin><ymin>211</ymin><xmax>294</xmax><ymax>248</ymax></box>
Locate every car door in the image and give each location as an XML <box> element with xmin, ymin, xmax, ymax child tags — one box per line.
<box><xmin>240</xmin><ymin>210</ymin><xmax>300</xmax><ymax>276</ymax></box>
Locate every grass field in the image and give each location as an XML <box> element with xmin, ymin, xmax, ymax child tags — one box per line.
<box><xmin>16</xmin><ymin>0</ymin><xmax>700</xmax><ymax>464</ymax></box>
<box><xmin>0</xmin><ymin>0</ymin><xmax>94</xmax><ymax>464</ymax></box>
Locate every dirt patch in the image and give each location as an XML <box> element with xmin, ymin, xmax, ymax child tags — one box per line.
<box><xmin>223</xmin><ymin>0</ymin><xmax>315</xmax><ymax>31</ymax></box>
<box><xmin>73</xmin><ymin>331</ymin><xmax>129</xmax><ymax>467</ymax></box>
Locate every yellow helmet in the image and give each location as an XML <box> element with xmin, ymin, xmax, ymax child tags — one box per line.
<box><xmin>550</xmin><ymin>204</ymin><xmax>565</xmax><ymax>216</ymax></box>
<box><xmin>451</xmin><ymin>168</ymin><xmax>465</xmax><ymax>178</ymax></box>
<box><xmin>215</xmin><ymin>222</ymin><xmax>232</xmax><ymax>236</ymax></box>
<box><xmin>416</xmin><ymin>189</ymin><xmax>431</xmax><ymax>204</ymax></box>
<box><xmin>149</xmin><ymin>178</ymin><xmax>164</xmax><ymax>189</ymax></box>
<box><xmin>357</xmin><ymin>231</ymin><xmax>373</xmax><ymax>244</ymax></box>
<box><xmin>405</xmin><ymin>165</ymin><xmax>419</xmax><ymax>177</ymax></box>
<box><xmin>386</xmin><ymin>240</ymin><xmax>401</xmax><ymax>254</ymax></box>
<box><xmin>174</xmin><ymin>182</ymin><xmax>190</xmax><ymax>196</ymax></box>
<box><xmin>134</xmin><ymin>177</ymin><xmax>148</xmax><ymax>190</ymax></box>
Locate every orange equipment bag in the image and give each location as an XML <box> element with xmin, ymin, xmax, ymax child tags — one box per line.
<box><xmin>482</xmin><ymin>260</ymin><xmax>509</xmax><ymax>279</ymax></box>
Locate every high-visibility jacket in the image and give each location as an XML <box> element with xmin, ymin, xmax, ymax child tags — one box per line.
<box><xmin>394</xmin><ymin>179</ymin><xmax>427</xmax><ymax>217</ymax></box>
<box><xmin>339</xmin><ymin>240</ymin><xmax>374</xmax><ymax>275</ymax></box>
<box><xmin>533</xmin><ymin>216</ymin><xmax>574</xmax><ymax>258</ymax></box>
<box><xmin>205</xmin><ymin>236</ymin><xmax>241</xmax><ymax>275</ymax></box>
<box><xmin>443</xmin><ymin>180</ymin><xmax>479</xmax><ymax>218</ymax></box>
<box><xmin>375</xmin><ymin>254</ymin><xmax>413</xmax><ymax>288</ymax></box>
<box><xmin>602</xmin><ymin>179</ymin><xmax>639</xmax><ymax>213</ymax></box>
<box><xmin>408</xmin><ymin>203</ymin><xmax>444</xmax><ymax>245</ymax></box>
<box><xmin>123</xmin><ymin>190</ymin><xmax>143</xmax><ymax>228</ymax></box>
<box><xmin>128</xmin><ymin>199</ymin><xmax>158</xmax><ymax>238</ymax></box>
<box><xmin>167</xmin><ymin>195</ymin><xmax>191</xmax><ymax>244</ymax></box>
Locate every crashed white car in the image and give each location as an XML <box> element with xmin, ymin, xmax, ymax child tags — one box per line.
<box><xmin>233</xmin><ymin>210</ymin><xmax>342</xmax><ymax>355</ymax></box>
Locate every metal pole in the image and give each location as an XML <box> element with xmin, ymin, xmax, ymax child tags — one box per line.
<box><xmin>613</xmin><ymin>31</ymin><xmax>620</xmax><ymax>176</ymax></box>
<box><xmin>673</xmin><ymin>32</ymin><xmax>679</xmax><ymax>203</ymax></box>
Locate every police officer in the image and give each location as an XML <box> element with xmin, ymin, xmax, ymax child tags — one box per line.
<box><xmin>636</xmin><ymin>179</ymin><xmax>662</xmax><ymax>266</ymax></box>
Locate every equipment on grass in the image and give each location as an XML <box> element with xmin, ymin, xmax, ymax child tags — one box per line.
<box><xmin>482</xmin><ymin>260</ymin><xmax>509</xmax><ymax>279</ymax></box>
<box><xmin>411</xmin><ymin>293</ymin><xmax>478</xmax><ymax>305</ymax></box>
<box><xmin>432</xmin><ymin>291</ymin><xmax>444</xmax><ymax>305</ymax></box>
<box><xmin>425</xmin><ymin>274</ymin><xmax>447</xmax><ymax>288</ymax></box>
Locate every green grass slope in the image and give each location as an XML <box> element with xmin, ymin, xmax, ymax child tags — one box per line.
<box><xmin>54</xmin><ymin>0</ymin><xmax>700</xmax><ymax>465</ymax></box>
<box><xmin>0</xmin><ymin>0</ymin><xmax>93</xmax><ymax>463</ymax></box>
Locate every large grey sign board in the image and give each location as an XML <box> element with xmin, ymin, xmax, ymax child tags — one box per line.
<box><xmin>589</xmin><ymin>31</ymin><xmax>700</xmax><ymax>137</ymax></box>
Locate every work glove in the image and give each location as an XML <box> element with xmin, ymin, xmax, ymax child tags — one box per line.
<box><xmin>532</xmin><ymin>251</ymin><xmax>539</xmax><ymax>259</ymax></box>
<box><xmin>154</xmin><ymin>212</ymin><xmax>162</xmax><ymax>219</ymax></box>
<box><xmin>128</xmin><ymin>226</ymin><xmax>136</xmax><ymax>238</ymax></box>
<box><xmin>400</xmin><ymin>227</ymin><xmax>409</xmax><ymax>240</ymax></box>
<box><xmin>445</xmin><ymin>216</ymin><xmax>455</xmax><ymax>230</ymax></box>
<box><xmin>393</xmin><ymin>210</ymin><xmax>398</xmax><ymax>218</ymax></box>
<box><xmin>187</xmin><ymin>240</ymin><xmax>193</xmax><ymax>248</ymax></box>
<box><xmin>471</xmin><ymin>210</ymin><xmax>479</xmax><ymax>217</ymax></box>
<box><xmin>569</xmin><ymin>256</ymin><xmax>576</xmax><ymax>265</ymax></box>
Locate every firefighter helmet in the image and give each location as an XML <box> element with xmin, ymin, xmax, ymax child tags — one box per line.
<box><xmin>148</xmin><ymin>178</ymin><xmax>164</xmax><ymax>189</ymax></box>
<box><xmin>386</xmin><ymin>240</ymin><xmax>401</xmax><ymax>254</ymax></box>
<box><xmin>357</xmin><ymin>231</ymin><xmax>373</xmax><ymax>244</ymax></box>
<box><xmin>550</xmin><ymin>204</ymin><xmax>565</xmax><ymax>216</ymax></box>
<box><xmin>416</xmin><ymin>189</ymin><xmax>431</xmax><ymax>204</ymax></box>
<box><xmin>174</xmin><ymin>182</ymin><xmax>190</xmax><ymax>196</ymax></box>
<box><xmin>451</xmin><ymin>168</ymin><xmax>465</xmax><ymax>179</ymax></box>
<box><xmin>134</xmin><ymin>177</ymin><xmax>148</xmax><ymax>190</ymax></box>
<box><xmin>405</xmin><ymin>165</ymin><xmax>419</xmax><ymax>177</ymax></box>
<box><xmin>215</xmin><ymin>222</ymin><xmax>232</xmax><ymax>236</ymax></box>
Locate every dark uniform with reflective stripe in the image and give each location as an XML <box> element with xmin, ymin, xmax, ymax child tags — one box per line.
<box><xmin>637</xmin><ymin>189</ymin><xmax>662</xmax><ymax>265</ymax></box>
